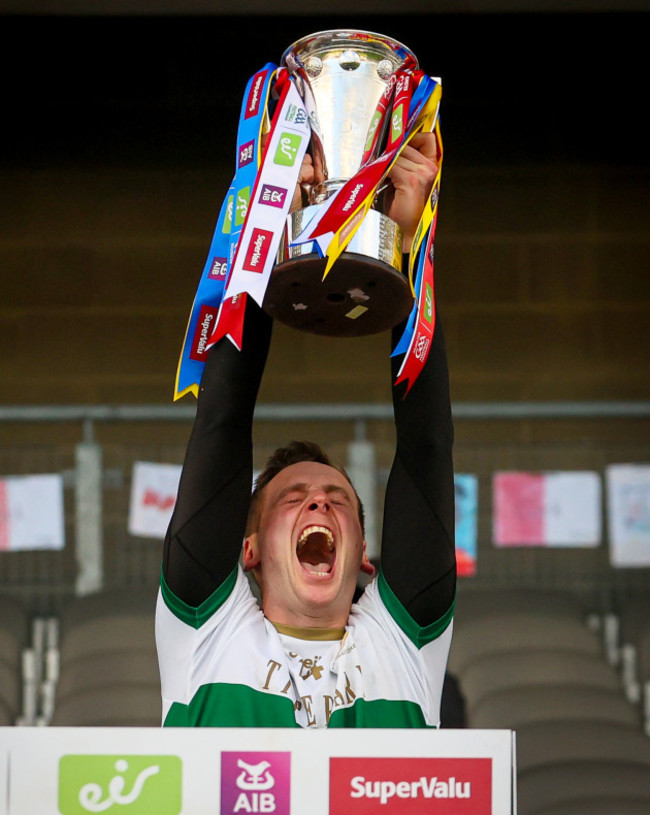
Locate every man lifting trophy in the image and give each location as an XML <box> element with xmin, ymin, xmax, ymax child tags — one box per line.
<box><xmin>159</xmin><ymin>28</ymin><xmax>454</xmax><ymax>731</ymax></box>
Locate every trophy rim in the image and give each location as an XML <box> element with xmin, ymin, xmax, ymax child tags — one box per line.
<box><xmin>281</xmin><ymin>29</ymin><xmax>418</xmax><ymax>69</ymax></box>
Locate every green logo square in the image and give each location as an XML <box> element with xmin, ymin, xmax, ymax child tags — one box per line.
<box><xmin>364</xmin><ymin>111</ymin><xmax>382</xmax><ymax>152</ymax></box>
<box><xmin>274</xmin><ymin>132</ymin><xmax>302</xmax><ymax>166</ymax></box>
<box><xmin>223</xmin><ymin>193</ymin><xmax>234</xmax><ymax>234</ymax></box>
<box><xmin>58</xmin><ymin>755</ymin><xmax>182</xmax><ymax>815</ymax></box>
<box><xmin>424</xmin><ymin>282</ymin><xmax>434</xmax><ymax>324</ymax></box>
<box><xmin>391</xmin><ymin>103</ymin><xmax>404</xmax><ymax>143</ymax></box>
<box><xmin>235</xmin><ymin>186</ymin><xmax>250</xmax><ymax>227</ymax></box>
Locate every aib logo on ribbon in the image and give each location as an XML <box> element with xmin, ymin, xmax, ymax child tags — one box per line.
<box><xmin>273</xmin><ymin>133</ymin><xmax>302</xmax><ymax>167</ymax></box>
<box><xmin>259</xmin><ymin>184</ymin><xmax>288</xmax><ymax>209</ymax></box>
<box><xmin>221</xmin><ymin>751</ymin><xmax>291</xmax><ymax>814</ymax></box>
<box><xmin>58</xmin><ymin>755</ymin><xmax>182</xmax><ymax>815</ymax></box>
<box><xmin>209</xmin><ymin>256</ymin><xmax>228</xmax><ymax>280</ymax></box>
<box><xmin>239</xmin><ymin>140</ymin><xmax>255</xmax><ymax>168</ymax></box>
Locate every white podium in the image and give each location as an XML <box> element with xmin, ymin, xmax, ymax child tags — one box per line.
<box><xmin>0</xmin><ymin>727</ymin><xmax>516</xmax><ymax>814</ymax></box>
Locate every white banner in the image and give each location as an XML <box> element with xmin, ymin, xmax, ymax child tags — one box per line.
<box><xmin>0</xmin><ymin>474</ymin><xmax>65</xmax><ymax>551</ymax></box>
<box><xmin>607</xmin><ymin>463</ymin><xmax>650</xmax><ymax>567</ymax></box>
<box><xmin>128</xmin><ymin>462</ymin><xmax>182</xmax><ymax>540</ymax></box>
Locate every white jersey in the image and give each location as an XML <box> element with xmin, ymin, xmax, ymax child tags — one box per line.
<box><xmin>156</xmin><ymin>565</ymin><xmax>453</xmax><ymax>728</ymax></box>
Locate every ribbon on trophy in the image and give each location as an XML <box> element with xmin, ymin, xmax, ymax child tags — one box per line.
<box><xmin>174</xmin><ymin>64</ymin><xmax>310</xmax><ymax>400</ymax></box>
<box><xmin>293</xmin><ymin>69</ymin><xmax>443</xmax><ymax>393</ymax></box>
<box><xmin>392</xmin><ymin>122</ymin><xmax>443</xmax><ymax>395</ymax></box>
<box><xmin>211</xmin><ymin>74</ymin><xmax>312</xmax><ymax>349</ymax></box>
<box><xmin>174</xmin><ymin>52</ymin><xmax>443</xmax><ymax>401</ymax></box>
<box><xmin>292</xmin><ymin>69</ymin><xmax>441</xmax><ymax>277</ymax></box>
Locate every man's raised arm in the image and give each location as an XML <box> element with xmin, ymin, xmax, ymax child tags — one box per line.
<box><xmin>380</xmin><ymin>312</ymin><xmax>456</xmax><ymax>627</ymax></box>
<box><xmin>162</xmin><ymin>301</ymin><xmax>272</xmax><ymax>607</ymax></box>
<box><xmin>378</xmin><ymin>130</ymin><xmax>456</xmax><ymax>627</ymax></box>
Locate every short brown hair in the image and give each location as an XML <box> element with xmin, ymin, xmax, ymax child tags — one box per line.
<box><xmin>245</xmin><ymin>440</ymin><xmax>365</xmax><ymax>536</ymax></box>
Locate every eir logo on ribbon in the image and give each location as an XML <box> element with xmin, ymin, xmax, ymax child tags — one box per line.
<box><xmin>243</xmin><ymin>228</ymin><xmax>274</xmax><ymax>273</ymax></box>
<box><xmin>329</xmin><ymin>757</ymin><xmax>492</xmax><ymax>815</ymax></box>
<box><xmin>221</xmin><ymin>751</ymin><xmax>291</xmax><ymax>814</ymax></box>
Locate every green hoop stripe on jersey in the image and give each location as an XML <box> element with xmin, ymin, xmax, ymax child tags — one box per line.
<box><xmin>377</xmin><ymin>570</ymin><xmax>454</xmax><ymax>648</ymax></box>
<box><xmin>164</xmin><ymin>682</ymin><xmax>300</xmax><ymax>727</ymax></box>
<box><xmin>328</xmin><ymin>697</ymin><xmax>434</xmax><ymax>728</ymax></box>
<box><xmin>163</xmin><ymin>681</ymin><xmax>433</xmax><ymax>728</ymax></box>
<box><xmin>160</xmin><ymin>566</ymin><xmax>237</xmax><ymax>629</ymax></box>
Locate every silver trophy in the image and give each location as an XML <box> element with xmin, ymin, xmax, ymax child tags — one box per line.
<box><xmin>263</xmin><ymin>30</ymin><xmax>418</xmax><ymax>337</ymax></box>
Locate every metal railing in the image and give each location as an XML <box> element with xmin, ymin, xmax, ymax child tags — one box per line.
<box><xmin>1</xmin><ymin>401</ymin><xmax>649</xmax><ymax>610</ymax></box>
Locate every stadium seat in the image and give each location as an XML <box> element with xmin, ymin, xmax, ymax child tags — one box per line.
<box><xmin>527</xmin><ymin>797</ymin><xmax>650</xmax><ymax>815</ymax></box>
<box><xmin>458</xmin><ymin>648</ymin><xmax>622</xmax><ymax>709</ymax></box>
<box><xmin>612</xmin><ymin>590</ymin><xmax>650</xmax><ymax>702</ymax></box>
<box><xmin>515</xmin><ymin>719</ymin><xmax>650</xmax><ymax>773</ymax></box>
<box><xmin>54</xmin><ymin>651</ymin><xmax>160</xmax><ymax>702</ymax></box>
<box><xmin>468</xmin><ymin>684</ymin><xmax>640</xmax><ymax>730</ymax></box>
<box><xmin>448</xmin><ymin>613</ymin><xmax>602</xmax><ymax>676</ymax></box>
<box><xmin>0</xmin><ymin>699</ymin><xmax>14</xmax><ymax>726</ymax></box>
<box><xmin>50</xmin><ymin>587</ymin><xmax>160</xmax><ymax>727</ymax></box>
<box><xmin>638</xmin><ymin>622</ymin><xmax>650</xmax><ymax>735</ymax></box>
<box><xmin>453</xmin><ymin>587</ymin><xmax>590</xmax><ymax>627</ymax></box>
<box><xmin>51</xmin><ymin>685</ymin><xmax>162</xmax><ymax>727</ymax></box>
<box><xmin>517</xmin><ymin>760</ymin><xmax>650</xmax><ymax>815</ymax></box>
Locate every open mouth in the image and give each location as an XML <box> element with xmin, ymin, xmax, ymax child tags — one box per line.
<box><xmin>296</xmin><ymin>525</ymin><xmax>336</xmax><ymax>577</ymax></box>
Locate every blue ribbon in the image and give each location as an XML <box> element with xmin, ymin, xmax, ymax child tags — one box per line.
<box><xmin>175</xmin><ymin>64</ymin><xmax>278</xmax><ymax>399</ymax></box>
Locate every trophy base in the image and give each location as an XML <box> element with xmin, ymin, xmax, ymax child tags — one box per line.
<box><xmin>264</xmin><ymin>207</ymin><xmax>413</xmax><ymax>337</ymax></box>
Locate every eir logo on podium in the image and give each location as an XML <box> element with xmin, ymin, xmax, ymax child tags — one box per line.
<box><xmin>330</xmin><ymin>757</ymin><xmax>492</xmax><ymax>814</ymax></box>
<box><xmin>221</xmin><ymin>752</ymin><xmax>291</xmax><ymax>814</ymax></box>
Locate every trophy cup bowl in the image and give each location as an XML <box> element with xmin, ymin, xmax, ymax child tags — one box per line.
<box><xmin>263</xmin><ymin>30</ymin><xmax>418</xmax><ymax>337</ymax></box>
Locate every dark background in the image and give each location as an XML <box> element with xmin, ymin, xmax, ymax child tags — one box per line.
<box><xmin>3</xmin><ymin>12</ymin><xmax>647</xmax><ymax>170</ymax></box>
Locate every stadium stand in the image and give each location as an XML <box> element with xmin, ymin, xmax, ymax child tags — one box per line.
<box><xmin>450</xmin><ymin>586</ymin><xmax>650</xmax><ymax>813</ymax></box>
<box><xmin>49</xmin><ymin>586</ymin><xmax>160</xmax><ymax>727</ymax></box>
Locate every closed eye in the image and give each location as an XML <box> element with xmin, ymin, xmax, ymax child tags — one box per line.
<box><xmin>327</xmin><ymin>489</ymin><xmax>353</xmax><ymax>506</ymax></box>
<box><xmin>282</xmin><ymin>493</ymin><xmax>304</xmax><ymax>504</ymax></box>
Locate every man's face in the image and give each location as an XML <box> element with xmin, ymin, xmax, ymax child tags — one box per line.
<box><xmin>243</xmin><ymin>460</ymin><xmax>373</xmax><ymax>628</ymax></box>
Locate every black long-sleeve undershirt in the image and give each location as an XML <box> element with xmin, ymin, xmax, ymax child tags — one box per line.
<box><xmin>163</xmin><ymin>299</ymin><xmax>455</xmax><ymax>627</ymax></box>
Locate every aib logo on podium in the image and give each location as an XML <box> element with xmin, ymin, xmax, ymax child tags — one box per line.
<box><xmin>221</xmin><ymin>751</ymin><xmax>291</xmax><ymax>814</ymax></box>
